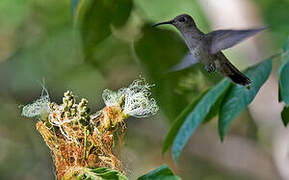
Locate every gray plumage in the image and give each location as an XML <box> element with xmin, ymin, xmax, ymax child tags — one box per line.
<box><xmin>153</xmin><ymin>14</ymin><xmax>266</xmax><ymax>86</ymax></box>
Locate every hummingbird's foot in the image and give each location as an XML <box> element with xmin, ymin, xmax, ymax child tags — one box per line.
<box><xmin>205</xmin><ymin>64</ymin><xmax>216</xmax><ymax>73</ymax></box>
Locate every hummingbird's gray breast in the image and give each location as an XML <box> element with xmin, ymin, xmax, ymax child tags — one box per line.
<box><xmin>181</xmin><ymin>29</ymin><xmax>217</xmax><ymax>68</ymax></box>
<box><xmin>181</xmin><ymin>30</ymin><xmax>209</xmax><ymax>60</ymax></box>
<box><xmin>182</xmin><ymin>30</ymin><xmax>204</xmax><ymax>50</ymax></box>
<box><xmin>195</xmin><ymin>43</ymin><xmax>214</xmax><ymax>66</ymax></box>
<box><xmin>186</xmin><ymin>37</ymin><xmax>213</xmax><ymax>67</ymax></box>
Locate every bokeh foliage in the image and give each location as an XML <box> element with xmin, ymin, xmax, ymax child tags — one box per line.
<box><xmin>0</xmin><ymin>0</ymin><xmax>289</xmax><ymax>179</ymax></box>
<box><xmin>254</xmin><ymin>0</ymin><xmax>289</xmax><ymax>47</ymax></box>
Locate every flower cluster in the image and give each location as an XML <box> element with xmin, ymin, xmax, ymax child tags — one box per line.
<box><xmin>21</xmin><ymin>78</ymin><xmax>159</xmax><ymax>180</ymax></box>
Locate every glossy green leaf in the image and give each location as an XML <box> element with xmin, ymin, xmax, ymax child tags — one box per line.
<box><xmin>172</xmin><ymin>79</ymin><xmax>231</xmax><ymax>160</ymax></box>
<box><xmin>203</xmin><ymin>84</ymin><xmax>232</xmax><ymax>123</ymax></box>
<box><xmin>278</xmin><ymin>38</ymin><xmax>289</xmax><ymax>104</ymax></box>
<box><xmin>90</xmin><ymin>168</ymin><xmax>127</xmax><ymax>180</ymax></box>
<box><xmin>137</xmin><ymin>164</ymin><xmax>181</xmax><ymax>180</ymax></box>
<box><xmin>78</xmin><ymin>167</ymin><xmax>128</xmax><ymax>180</ymax></box>
<box><xmin>278</xmin><ymin>38</ymin><xmax>289</xmax><ymax>127</ymax></box>
<box><xmin>162</xmin><ymin>89</ymin><xmax>209</xmax><ymax>154</ymax></box>
<box><xmin>281</xmin><ymin>106</ymin><xmax>289</xmax><ymax>126</ymax></box>
<box><xmin>278</xmin><ymin>60</ymin><xmax>289</xmax><ymax>104</ymax></box>
<box><xmin>76</xmin><ymin>0</ymin><xmax>133</xmax><ymax>61</ymax></box>
<box><xmin>219</xmin><ymin>59</ymin><xmax>272</xmax><ymax>141</ymax></box>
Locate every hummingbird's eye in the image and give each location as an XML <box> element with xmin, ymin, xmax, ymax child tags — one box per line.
<box><xmin>178</xmin><ymin>17</ymin><xmax>186</xmax><ymax>22</ymax></box>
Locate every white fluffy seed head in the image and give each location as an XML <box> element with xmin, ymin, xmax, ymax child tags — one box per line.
<box><xmin>22</xmin><ymin>95</ymin><xmax>50</xmax><ymax>118</ymax></box>
<box><xmin>102</xmin><ymin>78</ymin><xmax>159</xmax><ymax>118</ymax></box>
<box><xmin>122</xmin><ymin>79</ymin><xmax>159</xmax><ymax>118</ymax></box>
<box><xmin>102</xmin><ymin>88</ymin><xmax>126</xmax><ymax>107</ymax></box>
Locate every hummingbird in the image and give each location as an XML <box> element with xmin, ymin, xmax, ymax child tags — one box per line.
<box><xmin>153</xmin><ymin>14</ymin><xmax>266</xmax><ymax>86</ymax></box>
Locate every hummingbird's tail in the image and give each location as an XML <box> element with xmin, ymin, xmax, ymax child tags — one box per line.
<box><xmin>223</xmin><ymin>61</ymin><xmax>251</xmax><ymax>86</ymax></box>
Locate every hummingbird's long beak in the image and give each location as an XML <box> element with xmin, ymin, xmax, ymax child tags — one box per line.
<box><xmin>152</xmin><ymin>20</ymin><xmax>173</xmax><ymax>27</ymax></box>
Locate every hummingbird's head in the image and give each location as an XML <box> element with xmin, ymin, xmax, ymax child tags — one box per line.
<box><xmin>152</xmin><ymin>14</ymin><xmax>196</xmax><ymax>30</ymax></box>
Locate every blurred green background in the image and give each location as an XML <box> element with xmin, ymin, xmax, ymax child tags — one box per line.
<box><xmin>0</xmin><ymin>0</ymin><xmax>288</xmax><ymax>179</ymax></box>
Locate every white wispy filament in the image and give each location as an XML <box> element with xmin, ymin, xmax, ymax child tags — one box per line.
<box><xmin>102</xmin><ymin>79</ymin><xmax>159</xmax><ymax>118</ymax></box>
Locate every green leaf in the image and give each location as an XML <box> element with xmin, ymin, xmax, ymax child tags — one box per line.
<box><xmin>281</xmin><ymin>106</ymin><xmax>289</xmax><ymax>126</ymax></box>
<box><xmin>277</xmin><ymin>37</ymin><xmax>289</xmax><ymax>126</ymax></box>
<box><xmin>203</xmin><ymin>84</ymin><xmax>232</xmax><ymax>123</ymax></box>
<box><xmin>137</xmin><ymin>164</ymin><xmax>181</xmax><ymax>180</ymax></box>
<box><xmin>278</xmin><ymin>38</ymin><xmax>289</xmax><ymax>104</ymax></box>
<box><xmin>219</xmin><ymin>58</ymin><xmax>272</xmax><ymax>141</ymax></box>
<box><xmin>278</xmin><ymin>60</ymin><xmax>289</xmax><ymax>104</ymax></box>
<box><xmin>76</xmin><ymin>0</ymin><xmax>133</xmax><ymax>61</ymax></box>
<box><xmin>172</xmin><ymin>79</ymin><xmax>231</xmax><ymax>160</ymax></box>
<box><xmin>80</xmin><ymin>167</ymin><xmax>128</xmax><ymax>180</ymax></box>
<box><xmin>162</xmin><ymin>89</ymin><xmax>209</xmax><ymax>154</ymax></box>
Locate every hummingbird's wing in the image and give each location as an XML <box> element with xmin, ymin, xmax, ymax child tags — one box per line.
<box><xmin>207</xmin><ymin>27</ymin><xmax>266</xmax><ymax>54</ymax></box>
<box><xmin>167</xmin><ymin>52</ymin><xmax>199</xmax><ymax>72</ymax></box>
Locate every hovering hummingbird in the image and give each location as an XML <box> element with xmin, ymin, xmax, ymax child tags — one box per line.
<box><xmin>153</xmin><ymin>14</ymin><xmax>266</xmax><ymax>86</ymax></box>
